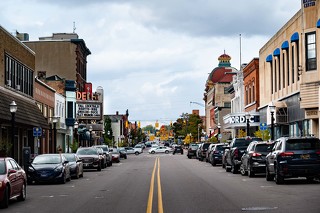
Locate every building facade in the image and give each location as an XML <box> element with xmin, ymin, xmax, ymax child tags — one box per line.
<box><xmin>259</xmin><ymin>0</ymin><xmax>319</xmax><ymax>138</ymax></box>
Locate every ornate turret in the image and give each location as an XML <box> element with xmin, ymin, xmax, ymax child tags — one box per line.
<box><xmin>218</xmin><ymin>51</ymin><xmax>231</xmax><ymax>67</ymax></box>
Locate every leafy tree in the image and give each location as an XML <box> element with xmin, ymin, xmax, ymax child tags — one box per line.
<box><xmin>104</xmin><ymin>116</ymin><xmax>113</xmax><ymax>146</ymax></box>
<box><xmin>237</xmin><ymin>129</ymin><xmax>246</xmax><ymax>138</ymax></box>
<box><xmin>254</xmin><ymin>129</ymin><xmax>271</xmax><ymax>141</ymax></box>
<box><xmin>173</xmin><ymin>113</ymin><xmax>203</xmax><ymax>143</ymax></box>
<box><xmin>208</xmin><ymin>136</ymin><xmax>218</xmax><ymax>143</ymax></box>
<box><xmin>143</xmin><ymin>125</ymin><xmax>156</xmax><ymax>134</ymax></box>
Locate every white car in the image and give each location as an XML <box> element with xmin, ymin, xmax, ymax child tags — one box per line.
<box><xmin>148</xmin><ymin>146</ymin><xmax>172</xmax><ymax>154</ymax></box>
<box><xmin>124</xmin><ymin>147</ymin><xmax>142</xmax><ymax>155</ymax></box>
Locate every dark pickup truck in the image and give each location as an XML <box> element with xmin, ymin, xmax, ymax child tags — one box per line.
<box><xmin>224</xmin><ymin>137</ymin><xmax>262</xmax><ymax>174</ymax></box>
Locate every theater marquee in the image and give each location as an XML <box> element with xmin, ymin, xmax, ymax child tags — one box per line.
<box><xmin>76</xmin><ymin>102</ymin><xmax>102</xmax><ymax>119</ymax></box>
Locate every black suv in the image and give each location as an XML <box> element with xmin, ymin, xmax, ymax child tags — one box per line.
<box><xmin>173</xmin><ymin>145</ymin><xmax>183</xmax><ymax>155</ymax></box>
<box><xmin>224</xmin><ymin>137</ymin><xmax>262</xmax><ymax>173</ymax></box>
<box><xmin>266</xmin><ymin>137</ymin><xmax>320</xmax><ymax>184</ymax></box>
<box><xmin>209</xmin><ymin>143</ymin><xmax>228</xmax><ymax>166</ymax></box>
<box><xmin>76</xmin><ymin>147</ymin><xmax>103</xmax><ymax>171</ymax></box>
<box><xmin>240</xmin><ymin>141</ymin><xmax>274</xmax><ymax>177</ymax></box>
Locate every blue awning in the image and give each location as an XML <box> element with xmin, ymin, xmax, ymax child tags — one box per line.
<box><xmin>281</xmin><ymin>41</ymin><xmax>289</xmax><ymax>49</ymax></box>
<box><xmin>317</xmin><ymin>19</ymin><xmax>320</xmax><ymax>28</ymax></box>
<box><xmin>266</xmin><ymin>54</ymin><xmax>272</xmax><ymax>62</ymax></box>
<box><xmin>291</xmin><ymin>32</ymin><xmax>299</xmax><ymax>42</ymax></box>
<box><xmin>273</xmin><ymin>48</ymin><xmax>280</xmax><ymax>56</ymax></box>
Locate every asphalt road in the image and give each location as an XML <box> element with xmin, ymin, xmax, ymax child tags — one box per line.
<box><xmin>3</xmin><ymin>150</ymin><xmax>320</xmax><ymax>213</ymax></box>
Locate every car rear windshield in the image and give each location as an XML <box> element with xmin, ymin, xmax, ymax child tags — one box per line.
<box><xmin>216</xmin><ymin>145</ymin><xmax>226</xmax><ymax>151</ymax></box>
<box><xmin>255</xmin><ymin>144</ymin><xmax>270</xmax><ymax>152</ymax></box>
<box><xmin>0</xmin><ymin>161</ymin><xmax>5</xmax><ymax>174</ymax></box>
<box><xmin>77</xmin><ymin>148</ymin><xmax>98</xmax><ymax>155</ymax></box>
<box><xmin>286</xmin><ymin>139</ymin><xmax>320</xmax><ymax>150</ymax></box>
<box><xmin>202</xmin><ymin>143</ymin><xmax>211</xmax><ymax>149</ymax></box>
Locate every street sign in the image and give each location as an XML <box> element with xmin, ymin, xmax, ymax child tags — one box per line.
<box><xmin>259</xmin><ymin>123</ymin><xmax>267</xmax><ymax>131</ymax></box>
<box><xmin>218</xmin><ymin>134</ymin><xmax>222</xmax><ymax>139</ymax></box>
<box><xmin>33</xmin><ymin>127</ymin><xmax>42</xmax><ymax>137</ymax></box>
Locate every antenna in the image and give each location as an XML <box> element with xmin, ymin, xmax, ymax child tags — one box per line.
<box><xmin>73</xmin><ymin>21</ymin><xmax>76</xmax><ymax>33</ymax></box>
<box><xmin>239</xmin><ymin>34</ymin><xmax>242</xmax><ymax>70</ymax></box>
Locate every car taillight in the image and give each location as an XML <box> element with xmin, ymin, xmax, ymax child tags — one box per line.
<box><xmin>234</xmin><ymin>149</ymin><xmax>238</xmax><ymax>157</ymax></box>
<box><xmin>252</xmin><ymin>152</ymin><xmax>262</xmax><ymax>157</ymax></box>
<box><xmin>316</xmin><ymin>150</ymin><xmax>320</xmax><ymax>155</ymax></box>
<box><xmin>279</xmin><ymin>152</ymin><xmax>294</xmax><ymax>157</ymax></box>
<box><xmin>214</xmin><ymin>151</ymin><xmax>219</xmax><ymax>154</ymax></box>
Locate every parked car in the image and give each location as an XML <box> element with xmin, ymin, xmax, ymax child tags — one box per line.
<box><xmin>240</xmin><ymin>141</ymin><xmax>274</xmax><ymax>177</ymax></box>
<box><xmin>266</xmin><ymin>137</ymin><xmax>320</xmax><ymax>184</ymax></box>
<box><xmin>206</xmin><ymin>143</ymin><xmax>216</xmax><ymax>162</ymax></box>
<box><xmin>198</xmin><ymin>142</ymin><xmax>211</xmax><ymax>161</ymax></box>
<box><xmin>187</xmin><ymin>143</ymin><xmax>199</xmax><ymax>159</ymax></box>
<box><xmin>118</xmin><ymin>147</ymin><xmax>128</xmax><ymax>159</ymax></box>
<box><xmin>109</xmin><ymin>148</ymin><xmax>121</xmax><ymax>163</ymax></box>
<box><xmin>62</xmin><ymin>153</ymin><xmax>84</xmax><ymax>179</ymax></box>
<box><xmin>135</xmin><ymin>144</ymin><xmax>145</xmax><ymax>150</ymax></box>
<box><xmin>149</xmin><ymin>146</ymin><xmax>172</xmax><ymax>154</ymax></box>
<box><xmin>76</xmin><ymin>147</ymin><xmax>103</xmax><ymax>171</ymax></box>
<box><xmin>0</xmin><ymin>157</ymin><xmax>27</xmax><ymax>208</ymax></box>
<box><xmin>209</xmin><ymin>143</ymin><xmax>229</xmax><ymax>166</ymax></box>
<box><xmin>93</xmin><ymin>145</ymin><xmax>113</xmax><ymax>167</ymax></box>
<box><xmin>224</xmin><ymin>137</ymin><xmax>262</xmax><ymax>173</ymax></box>
<box><xmin>173</xmin><ymin>145</ymin><xmax>183</xmax><ymax>155</ymax></box>
<box><xmin>124</xmin><ymin>147</ymin><xmax>142</xmax><ymax>155</ymax></box>
<box><xmin>27</xmin><ymin>154</ymin><xmax>71</xmax><ymax>184</ymax></box>
<box><xmin>94</xmin><ymin>147</ymin><xmax>107</xmax><ymax>169</ymax></box>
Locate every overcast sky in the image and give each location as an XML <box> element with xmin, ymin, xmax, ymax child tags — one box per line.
<box><xmin>1</xmin><ymin>0</ymin><xmax>301</xmax><ymax>127</ymax></box>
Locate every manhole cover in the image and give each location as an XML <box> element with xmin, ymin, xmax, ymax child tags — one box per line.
<box><xmin>242</xmin><ymin>207</ymin><xmax>278</xmax><ymax>211</ymax></box>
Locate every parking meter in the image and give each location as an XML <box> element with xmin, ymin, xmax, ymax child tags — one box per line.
<box><xmin>22</xmin><ymin>147</ymin><xmax>31</xmax><ymax>171</ymax></box>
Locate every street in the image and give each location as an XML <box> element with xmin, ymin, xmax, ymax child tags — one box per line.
<box><xmin>3</xmin><ymin>150</ymin><xmax>320</xmax><ymax>213</ymax></box>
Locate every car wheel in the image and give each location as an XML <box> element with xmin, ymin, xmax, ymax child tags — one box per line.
<box><xmin>266</xmin><ymin>166</ymin><xmax>273</xmax><ymax>181</ymax></box>
<box><xmin>135</xmin><ymin>152</ymin><xmax>139</xmax><ymax>155</ymax></box>
<box><xmin>165</xmin><ymin>150</ymin><xmax>169</xmax><ymax>154</ymax></box>
<box><xmin>181</xmin><ymin>152</ymin><xmax>183</xmax><ymax>155</ymax></box>
<box><xmin>97</xmin><ymin>162</ymin><xmax>102</xmax><ymax>171</ymax></box>
<box><xmin>275</xmin><ymin>165</ymin><xmax>284</xmax><ymax>184</ymax></box>
<box><xmin>75</xmin><ymin>168</ymin><xmax>80</xmax><ymax>179</ymax></box>
<box><xmin>188</xmin><ymin>156</ymin><xmax>191</xmax><ymax>159</ymax></box>
<box><xmin>124</xmin><ymin>155</ymin><xmax>127</xmax><ymax>159</ymax></box>
<box><xmin>240</xmin><ymin>164</ymin><xmax>247</xmax><ymax>176</ymax></box>
<box><xmin>80</xmin><ymin>169</ymin><xmax>84</xmax><ymax>178</ymax></box>
<box><xmin>0</xmin><ymin>186</ymin><xmax>9</xmax><ymax>208</ymax></box>
<box><xmin>151</xmin><ymin>151</ymin><xmax>155</xmax><ymax>154</ymax></box>
<box><xmin>306</xmin><ymin>177</ymin><xmax>314</xmax><ymax>183</ymax></box>
<box><xmin>225</xmin><ymin>162</ymin><xmax>231</xmax><ymax>172</ymax></box>
<box><xmin>231</xmin><ymin>163</ymin><xmax>238</xmax><ymax>174</ymax></box>
<box><xmin>17</xmin><ymin>183</ymin><xmax>26</xmax><ymax>201</ymax></box>
<box><xmin>248</xmin><ymin>164</ymin><xmax>255</xmax><ymax>177</ymax></box>
<box><xmin>60</xmin><ymin>173</ymin><xmax>66</xmax><ymax>184</ymax></box>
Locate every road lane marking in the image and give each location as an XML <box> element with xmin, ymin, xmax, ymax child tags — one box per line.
<box><xmin>157</xmin><ymin>158</ymin><xmax>163</xmax><ymax>213</ymax></box>
<box><xmin>146</xmin><ymin>157</ymin><xmax>158</xmax><ymax>213</ymax></box>
<box><xmin>146</xmin><ymin>157</ymin><xmax>164</xmax><ymax>213</ymax></box>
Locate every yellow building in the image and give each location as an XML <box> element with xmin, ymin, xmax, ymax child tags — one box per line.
<box><xmin>259</xmin><ymin>0</ymin><xmax>319</xmax><ymax>138</ymax></box>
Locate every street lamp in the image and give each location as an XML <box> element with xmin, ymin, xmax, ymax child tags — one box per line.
<box><xmin>89</xmin><ymin>126</ymin><xmax>93</xmax><ymax>146</ymax></box>
<box><xmin>52</xmin><ymin>116</ymin><xmax>59</xmax><ymax>153</ymax></box>
<box><xmin>197</xmin><ymin>124</ymin><xmax>201</xmax><ymax>142</ymax></box>
<box><xmin>269</xmin><ymin>102</ymin><xmax>276</xmax><ymax>141</ymax></box>
<box><xmin>74</xmin><ymin>121</ymin><xmax>79</xmax><ymax>147</ymax></box>
<box><xmin>245</xmin><ymin>112</ymin><xmax>250</xmax><ymax>137</ymax></box>
<box><xmin>10</xmin><ymin>101</ymin><xmax>17</xmax><ymax>158</ymax></box>
<box><xmin>217</xmin><ymin>123</ymin><xmax>221</xmax><ymax>143</ymax></box>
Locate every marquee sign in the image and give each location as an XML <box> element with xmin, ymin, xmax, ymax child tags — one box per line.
<box><xmin>76</xmin><ymin>102</ymin><xmax>102</xmax><ymax>119</ymax></box>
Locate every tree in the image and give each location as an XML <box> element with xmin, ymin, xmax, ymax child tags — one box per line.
<box><xmin>173</xmin><ymin>113</ymin><xmax>203</xmax><ymax>143</ymax></box>
<box><xmin>104</xmin><ymin>116</ymin><xmax>113</xmax><ymax>146</ymax></box>
<box><xmin>237</xmin><ymin>129</ymin><xmax>246</xmax><ymax>138</ymax></box>
<box><xmin>254</xmin><ymin>129</ymin><xmax>271</xmax><ymax>141</ymax></box>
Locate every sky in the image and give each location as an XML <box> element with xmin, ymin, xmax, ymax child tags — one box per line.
<box><xmin>1</xmin><ymin>0</ymin><xmax>302</xmax><ymax>127</ymax></box>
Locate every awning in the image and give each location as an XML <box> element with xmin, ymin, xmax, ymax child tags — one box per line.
<box><xmin>0</xmin><ymin>87</ymin><xmax>49</xmax><ymax>129</ymax></box>
<box><xmin>281</xmin><ymin>41</ymin><xmax>289</xmax><ymax>49</ymax></box>
<box><xmin>274</xmin><ymin>101</ymin><xmax>287</xmax><ymax>108</ymax></box>
<box><xmin>266</xmin><ymin>54</ymin><xmax>272</xmax><ymax>62</ymax></box>
<box><xmin>291</xmin><ymin>32</ymin><xmax>299</xmax><ymax>42</ymax></box>
<box><xmin>273</xmin><ymin>48</ymin><xmax>280</xmax><ymax>56</ymax></box>
<box><xmin>317</xmin><ymin>19</ymin><xmax>320</xmax><ymax>28</ymax></box>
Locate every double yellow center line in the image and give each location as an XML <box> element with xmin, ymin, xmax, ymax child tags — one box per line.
<box><xmin>146</xmin><ymin>157</ymin><xmax>164</xmax><ymax>213</ymax></box>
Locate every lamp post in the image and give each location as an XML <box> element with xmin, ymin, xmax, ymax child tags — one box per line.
<box><xmin>52</xmin><ymin>116</ymin><xmax>58</xmax><ymax>153</ymax></box>
<box><xmin>197</xmin><ymin>124</ymin><xmax>201</xmax><ymax>142</ymax></box>
<box><xmin>74</xmin><ymin>121</ymin><xmax>79</xmax><ymax>147</ymax></box>
<box><xmin>245</xmin><ymin>112</ymin><xmax>250</xmax><ymax>137</ymax></box>
<box><xmin>89</xmin><ymin>126</ymin><xmax>93</xmax><ymax>146</ymax></box>
<box><xmin>10</xmin><ymin>101</ymin><xmax>17</xmax><ymax>158</ymax></box>
<box><xmin>217</xmin><ymin>123</ymin><xmax>221</xmax><ymax>143</ymax></box>
<box><xmin>269</xmin><ymin>103</ymin><xmax>276</xmax><ymax>141</ymax></box>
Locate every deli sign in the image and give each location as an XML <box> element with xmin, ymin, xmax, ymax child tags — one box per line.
<box><xmin>76</xmin><ymin>103</ymin><xmax>101</xmax><ymax>119</ymax></box>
